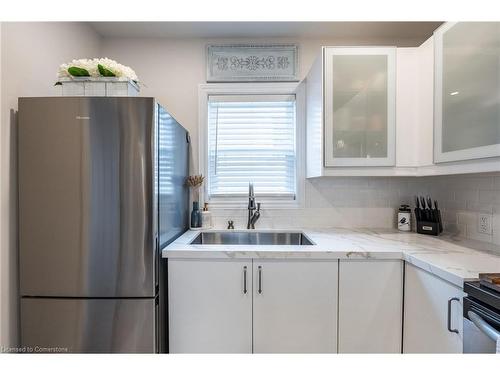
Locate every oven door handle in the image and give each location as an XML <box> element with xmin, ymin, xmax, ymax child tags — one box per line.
<box><xmin>468</xmin><ymin>311</ymin><xmax>500</xmax><ymax>342</ymax></box>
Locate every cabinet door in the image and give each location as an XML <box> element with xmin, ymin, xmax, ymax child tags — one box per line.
<box><xmin>434</xmin><ymin>22</ymin><xmax>500</xmax><ymax>163</ymax></box>
<box><xmin>253</xmin><ymin>260</ymin><xmax>338</xmax><ymax>353</ymax></box>
<box><xmin>168</xmin><ymin>259</ymin><xmax>252</xmax><ymax>353</ymax></box>
<box><xmin>403</xmin><ymin>263</ymin><xmax>464</xmax><ymax>353</ymax></box>
<box><xmin>323</xmin><ymin>47</ymin><xmax>396</xmax><ymax>167</ymax></box>
<box><xmin>338</xmin><ymin>260</ymin><xmax>403</xmax><ymax>353</ymax></box>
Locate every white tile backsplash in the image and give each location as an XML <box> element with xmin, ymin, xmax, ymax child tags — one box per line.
<box><xmin>421</xmin><ymin>172</ymin><xmax>500</xmax><ymax>246</ymax></box>
<box><xmin>210</xmin><ymin>177</ymin><xmax>411</xmax><ymax>231</ymax></box>
<box><xmin>209</xmin><ymin>172</ymin><xmax>500</xmax><ymax>246</ymax></box>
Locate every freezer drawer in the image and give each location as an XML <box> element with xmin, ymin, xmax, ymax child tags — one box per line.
<box><xmin>21</xmin><ymin>297</ymin><xmax>156</xmax><ymax>353</ymax></box>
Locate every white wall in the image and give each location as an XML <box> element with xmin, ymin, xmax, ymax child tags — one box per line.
<box><xmin>100</xmin><ymin>35</ymin><xmax>500</xmax><ymax>245</ymax></box>
<box><xmin>0</xmin><ymin>22</ymin><xmax>101</xmax><ymax>348</ymax></box>
<box><xmin>99</xmin><ymin>35</ymin><xmax>428</xmax><ymax>230</ymax></box>
<box><xmin>100</xmin><ymin>35</ymin><xmax>424</xmax><ymax>168</ymax></box>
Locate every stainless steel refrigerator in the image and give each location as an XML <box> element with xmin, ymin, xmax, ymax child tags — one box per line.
<box><xmin>18</xmin><ymin>97</ymin><xmax>189</xmax><ymax>353</ymax></box>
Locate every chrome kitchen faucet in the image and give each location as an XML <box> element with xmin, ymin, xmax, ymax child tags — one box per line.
<box><xmin>247</xmin><ymin>183</ymin><xmax>261</xmax><ymax>229</ymax></box>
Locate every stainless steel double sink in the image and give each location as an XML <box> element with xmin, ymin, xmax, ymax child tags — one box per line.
<box><xmin>190</xmin><ymin>231</ymin><xmax>315</xmax><ymax>246</ymax></box>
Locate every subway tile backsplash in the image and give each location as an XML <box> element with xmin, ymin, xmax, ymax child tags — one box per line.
<box><xmin>419</xmin><ymin>173</ymin><xmax>500</xmax><ymax>245</ymax></box>
<box><xmin>209</xmin><ymin>173</ymin><xmax>500</xmax><ymax>246</ymax></box>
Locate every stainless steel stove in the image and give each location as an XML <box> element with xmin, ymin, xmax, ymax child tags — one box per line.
<box><xmin>463</xmin><ymin>275</ymin><xmax>500</xmax><ymax>353</ymax></box>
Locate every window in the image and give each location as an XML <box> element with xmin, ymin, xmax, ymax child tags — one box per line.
<box><xmin>208</xmin><ymin>94</ymin><xmax>296</xmax><ymax>199</ymax></box>
<box><xmin>200</xmin><ymin>83</ymin><xmax>304</xmax><ymax>208</ymax></box>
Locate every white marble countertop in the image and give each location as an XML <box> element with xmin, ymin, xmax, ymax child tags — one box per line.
<box><xmin>163</xmin><ymin>228</ymin><xmax>500</xmax><ymax>288</ymax></box>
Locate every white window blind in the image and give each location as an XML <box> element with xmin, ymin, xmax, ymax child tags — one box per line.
<box><xmin>207</xmin><ymin>94</ymin><xmax>297</xmax><ymax>198</ymax></box>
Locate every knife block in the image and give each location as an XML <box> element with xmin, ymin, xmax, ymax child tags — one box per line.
<box><xmin>416</xmin><ymin>220</ymin><xmax>441</xmax><ymax>236</ymax></box>
<box><xmin>414</xmin><ymin>205</ymin><xmax>443</xmax><ymax>236</ymax></box>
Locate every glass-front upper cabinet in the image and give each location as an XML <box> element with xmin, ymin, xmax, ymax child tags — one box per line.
<box><xmin>323</xmin><ymin>47</ymin><xmax>396</xmax><ymax>167</ymax></box>
<box><xmin>434</xmin><ymin>22</ymin><xmax>500</xmax><ymax>163</ymax></box>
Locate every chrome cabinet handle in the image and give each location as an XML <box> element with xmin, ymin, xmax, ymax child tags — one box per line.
<box><xmin>468</xmin><ymin>311</ymin><xmax>500</xmax><ymax>341</ymax></box>
<box><xmin>447</xmin><ymin>297</ymin><xmax>460</xmax><ymax>334</ymax></box>
<box><xmin>243</xmin><ymin>266</ymin><xmax>248</xmax><ymax>294</ymax></box>
<box><xmin>258</xmin><ymin>266</ymin><xmax>262</xmax><ymax>294</ymax></box>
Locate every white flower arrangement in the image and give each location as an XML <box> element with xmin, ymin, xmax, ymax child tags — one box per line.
<box><xmin>57</xmin><ymin>58</ymin><xmax>139</xmax><ymax>83</ymax></box>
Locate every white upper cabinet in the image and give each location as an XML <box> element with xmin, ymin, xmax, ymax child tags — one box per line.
<box><xmin>434</xmin><ymin>22</ymin><xmax>500</xmax><ymax>163</ymax></box>
<box><xmin>306</xmin><ymin>32</ymin><xmax>500</xmax><ymax>177</ymax></box>
<box><xmin>306</xmin><ymin>46</ymin><xmax>418</xmax><ymax>177</ymax></box>
<box><xmin>324</xmin><ymin>47</ymin><xmax>396</xmax><ymax>167</ymax></box>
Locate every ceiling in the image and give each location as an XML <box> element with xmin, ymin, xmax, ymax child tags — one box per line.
<box><xmin>90</xmin><ymin>22</ymin><xmax>443</xmax><ymax>46</ymax></box>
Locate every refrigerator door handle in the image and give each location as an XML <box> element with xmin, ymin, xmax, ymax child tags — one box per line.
<box><xmin>155</xmin><ymin>296</ymin><xmax>160</xmax><ymax>353</ymax></box>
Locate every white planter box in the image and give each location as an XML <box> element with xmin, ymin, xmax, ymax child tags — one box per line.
<box><xmin>58</xmin><ymin>77</ymin><xmax>140</xmax><ymax>97</ymax></box>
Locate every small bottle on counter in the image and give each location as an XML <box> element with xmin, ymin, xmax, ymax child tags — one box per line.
<box><xmin>398</xmin><ymin>204</ymin><xmax>411</xmax><ymax>232</ymax></box>
<box><xmin>201</xmin><ymin>202</ymin><xmax>212</xmax><ymax>229</ymax></box>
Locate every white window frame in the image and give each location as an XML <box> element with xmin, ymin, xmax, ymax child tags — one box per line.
<box><xmin>198</xmin><ymin>82</ymin><xmax>305</xmax><ymax>209</ymax></box>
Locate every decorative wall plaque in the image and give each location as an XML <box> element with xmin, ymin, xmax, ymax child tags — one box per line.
<box><xmin>206</xmin><ymin>44</ymin><xmax>299</xmax><ymax>82</ymax></box>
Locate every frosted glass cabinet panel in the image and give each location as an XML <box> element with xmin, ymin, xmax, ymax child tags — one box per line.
<box><xmin>324</xmin><ymin>47</ymin><xmax>396</xmax><ymax>167</ymax></box>
<box><xmin>434</xmin><ymin>22</ymin><xmax>500</xmax><ymax>163</ymax></box>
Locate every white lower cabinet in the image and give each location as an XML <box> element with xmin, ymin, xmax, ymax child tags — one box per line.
<box><xmin>403</xmin><ymin>263</ymin><xmax>465</xmax><ymax>353</ymax></box>
<box><xmin>168</xmin><ymin>258</ymin><xmax>338</xmax><ymax>353</ymax></box>
<box><xmin>253</xmin><ymin>260</ymin><xmax>338</xmax><ymax>353</ymax></box>
<box><xmin>338</xmin><ymin>260</ymin><xmax>403</xmax><ymax>353</ymax></box>
<box><xmin>168</xmin><ymin>259</ymin><xmax>252</xmax><ymax>353</ymax></box>
<box><xmin>169</xmin><ymin>257</ymin><xmax>463</xmax><ymax>354</ymax></box>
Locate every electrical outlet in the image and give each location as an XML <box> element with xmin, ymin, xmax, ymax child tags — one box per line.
<box><xmin>478</xmin><ymin>213</ymin><xmax>492</xmax><ymax>235</ymax></box>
